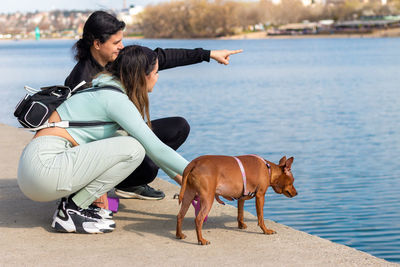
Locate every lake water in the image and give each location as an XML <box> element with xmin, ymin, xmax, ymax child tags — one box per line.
<box><xmin>1</xmin><ymin>38</ymin><xmax>399</xmax><ymax>263</ymax></box>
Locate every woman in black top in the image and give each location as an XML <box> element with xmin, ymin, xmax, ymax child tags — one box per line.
<box><xmin>65</xmin><ymin>11</ymin><xmax>242</xmax><ymax>200</ymax></box>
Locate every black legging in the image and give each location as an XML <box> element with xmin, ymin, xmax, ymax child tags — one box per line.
<box><xmin>115</xmin><ymin>116</ymin><xmax>190</xmax><ymax>189</ymax></box>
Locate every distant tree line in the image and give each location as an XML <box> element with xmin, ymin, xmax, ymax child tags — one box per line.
<box><xmin>138</xmin><ymin>0</ymin><xmax>400</xmax><ymax>38</ymax></box>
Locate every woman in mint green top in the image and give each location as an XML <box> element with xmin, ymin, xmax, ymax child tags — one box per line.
<box><xmin>17</xmin><ymin>45</ymin><xmax>188</xmax><ymax>234</ymax></box>
<box><xmin>57</xmin><ymin>70</ymin><xmax>188</xmax><ymax>179</ymax></box>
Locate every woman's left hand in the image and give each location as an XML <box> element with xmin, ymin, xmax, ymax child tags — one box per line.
<box><xmin>174</xmin><ymin>174</ymin><xmax>183</xmax><ymax>185</ymax></box>
<box><xmin>210</xmin><ymin>49</ymin><xmax>243</xmax><ymax>65</ymax></box>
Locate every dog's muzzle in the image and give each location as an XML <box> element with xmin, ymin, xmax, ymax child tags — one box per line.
<box><xmin>284</xmin><ymin>187</ymin><xmax>297</xmax><ymax>198</ymax></box>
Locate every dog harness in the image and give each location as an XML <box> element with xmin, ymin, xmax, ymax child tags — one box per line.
<box><xmin>233</xmin><ymin>155</ymin><xmax>271</xmax><ymax>198</ymax></box>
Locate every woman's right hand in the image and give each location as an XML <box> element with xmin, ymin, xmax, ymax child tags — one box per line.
<box><xmin>210</xmin><ymin>49</ymin><xmax>243</xmax><ymax>65</ymax></box>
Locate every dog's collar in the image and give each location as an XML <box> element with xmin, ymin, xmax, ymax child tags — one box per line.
<box><xmin>250</xmin><ymin>155</ymin><xmax>272</xmax><ymax>186</ymax></box>
<box><xmin>249</xmin><ymin>154</ymin><xmax>271</xmax><ymax>175</ymax></box>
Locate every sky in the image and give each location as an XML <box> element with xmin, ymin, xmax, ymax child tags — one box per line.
<box><xmin>0</xmin><ymin>0</ymin><xmax>168</xmax><ymax>13</ymax></box>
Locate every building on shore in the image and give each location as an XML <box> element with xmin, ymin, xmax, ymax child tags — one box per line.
<box><xmin>267</xmin><ymin>16</ymin><xmax>400</xmax><ymax>36</ymax></box>
<box><xmin>117</xmin><ymin>5</ymin><xmax>144</xmax><ymax>26</ymax></box>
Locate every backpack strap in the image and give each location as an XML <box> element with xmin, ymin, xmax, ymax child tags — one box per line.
<box><xmin>73</xmin><ymin>85</ymin><xmax>124</xmax><ymax>95</ymax></box>
<box><xmin>28</xmin><ymin>85</ymin><xmax>124</xmax><ymax>131</ymax></box>
<box><xmin>28</xmin><ymin>120</ymin><xmax>116</xmax><ymax>131</ymax></box>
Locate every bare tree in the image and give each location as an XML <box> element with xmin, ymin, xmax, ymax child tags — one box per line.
<box><xmin>140</xmin><ymin>0</ymin><xmax>241</xmax><ymax>38</ymax></box>
<box><xmin>138</xmin><ymin>0</ymin><xmax>400</xmax><ymax>38</ymax></box>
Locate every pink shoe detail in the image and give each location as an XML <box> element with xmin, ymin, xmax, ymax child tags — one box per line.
<box><xmin>107</xmin><ymin>197</ymin><xmax>119</xmax><ymax>213</ymax></box>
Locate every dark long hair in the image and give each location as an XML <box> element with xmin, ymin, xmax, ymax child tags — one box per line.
<box><xmin>107</xmin><ymin>45</ymin><xmax>157</xmax><ymax>128</ymax></box>
<box><xmin>73</xmin><ymin>11</ymin><xmax>125</xmax><ymax>61</ymax></box>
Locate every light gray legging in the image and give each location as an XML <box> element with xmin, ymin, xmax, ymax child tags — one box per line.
<box><xmin>17</xmin><ymin>135</ymin><xmax>145</xmax><ymax>209</ymax></box>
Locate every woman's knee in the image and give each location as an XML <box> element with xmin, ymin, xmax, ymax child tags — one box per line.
<box><xmin>152</xmin><ymin>116</ymin><xmax>190</xmax><ymax>138</ymax></box>
<box><xmin>172</xmin><ymin>117</ymin><xmax>190</xmax><ymax>148</ymax></box>
<box><xmin>174</xmin><ymin>116</ymin><xmax>190</xmax><ymax>139</ymax></box>
<box><xmin>124</xmin><ymin>137</ymin><xmax>145</xmax><ymax>163</ymax></box>
<box><xmin>111</xmin><ymin>136</ymin><xmax>145</xmax><ymax>164</ymax></box>
<box><xmin>151</xmin><ymin>117</ymin><xmax>190</xmax><ymax>149</ymax></box>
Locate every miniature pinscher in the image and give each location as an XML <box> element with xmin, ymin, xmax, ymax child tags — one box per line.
<box><xmin>176</xmin><ymin>155</ymin><xmax>297</xmax><ymax>245</ymax></box>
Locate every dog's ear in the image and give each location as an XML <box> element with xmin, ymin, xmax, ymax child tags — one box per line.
<box><xmin>285</xmin><ymin>157</ymin><xmax>294</xmax><ymax>169</ymax></box>
<box><xmin>279</xmin><ymin>156</ymin><xmax>287</xmax><ymax>167</ymax></box>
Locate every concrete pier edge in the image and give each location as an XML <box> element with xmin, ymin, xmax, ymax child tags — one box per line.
<box><xmin>0</xmin><ymin>123</ymin><xmax>397</xmax><ymax>266</ymax></box>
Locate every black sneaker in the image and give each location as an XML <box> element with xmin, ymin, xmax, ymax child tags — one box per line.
<box><xmin>51</xmin><ymin>198</ymin><xmax>116</xmax><ymax>234</ymax></box>
<box><xmin>88</xmin><ymin>204</ymin><xmax>113</xmax><ymax>219</ymax></box>
<box><xmin>115</xmin><ymin>185</ymin><xmax>165</xmax><ymax>200</ymax></box>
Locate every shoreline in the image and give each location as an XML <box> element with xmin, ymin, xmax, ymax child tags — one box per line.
<box><xmin>0</xmin><ymin>123</ymin><xmax>398</xmax><ymax>266</ymax></box>
<box><xmin>1</xmin><ymin>28</ymin><xmax>399</xmax><ymax>42</ymax></box>
<box><xmin>218</xmin><ymin>27</ymin><xmax>400</xmax><ymax>40</ymax></box>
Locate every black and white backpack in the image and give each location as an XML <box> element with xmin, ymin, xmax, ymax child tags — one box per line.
<box><xmin>14</xmin><ymin>81</ymin><xmax>123</xmax><ymax>131</ymax></box>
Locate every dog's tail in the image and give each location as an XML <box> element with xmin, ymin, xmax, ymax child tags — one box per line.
<box><xmin>178</xmin><ymin>161</ymin><xmax>196</xmax><ymax>204</ymax></box>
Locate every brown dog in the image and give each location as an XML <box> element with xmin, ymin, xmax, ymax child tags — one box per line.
<box><xmin>176</xmin><ymin>155</ymin><xmax>297</xmax><ymax>245</ymax></box>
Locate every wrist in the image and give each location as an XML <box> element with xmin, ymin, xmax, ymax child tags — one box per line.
<box><xmin>205</xmin><ymin>50</ymin><xmax>211</xmax><ymax>62</ymax></box>
<box><xmin>174</xmin><ymin>174</ymin><xmax>183</xmax><ymax>185</ymax></box>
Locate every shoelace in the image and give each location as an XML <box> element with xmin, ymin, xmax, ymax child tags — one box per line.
<box><xmin>88</xmin><ymin>205</ymin><xmax>113</xmax><ymax>218</ymax></box>
<box><xmin>88</xmin><ymin>204</ymin><xmax>101</xmax><ymax>212</ymax></box>
<box><xmin>78</xmin><ymin>207</ymin><xmax>102</xmax><ymax>220</ymax></box>
<box><xmin>143</xmin><ymin>184</ymin><xmax>153</xmax><ymax>191</ymax></box>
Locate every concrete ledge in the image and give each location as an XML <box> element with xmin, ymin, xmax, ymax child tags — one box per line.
<box><xmin>0</xmin><ymin>123</ymin><xmax>397</xmax><ymax>266</ymax></box>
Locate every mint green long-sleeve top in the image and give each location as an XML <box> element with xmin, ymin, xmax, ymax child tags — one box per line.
<box><xmin>56</xmin><ymin>74</ymin><xmax>188</xmax><ymax>178</ymax></box>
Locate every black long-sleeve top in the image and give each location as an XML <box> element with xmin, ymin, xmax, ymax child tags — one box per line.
<box><xmin>64</xmin><ymin>47</ymin><xmax>211</xmax><ymax>89</ymax></box>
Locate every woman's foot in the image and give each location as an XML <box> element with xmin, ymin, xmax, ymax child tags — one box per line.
<box><xmin>115</xmin><ymin>184</ymin><xmax>165</xmax><ymax>200</ymax></box>
<box><xmin>88</xmin><ymin>204</ymin><xmax>113</xmax><ymax>219</ymax></box>
<box><xmin>51</xmin><ymin>198</ymin><xmax>115</xmax><ymax>234</ymax></box>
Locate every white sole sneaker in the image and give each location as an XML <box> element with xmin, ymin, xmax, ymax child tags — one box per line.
<box><xmin>52</xmin><ymin>217</ymin><xmax>113</xmax><ymax>234</ymax></box>
<box><xmin>114</xmin><ymin>189</ymin><xmax>164</xmax><ymax>200</ymax></box>
<box><xmin>88</xmin><ymin>205</ymin><xmax>113</xmax><ymax>219</ymax></box>
<box><xmin>51</xmin><ymin>207</ymin><xmax>115</xmax><ymax>234</ymax></box>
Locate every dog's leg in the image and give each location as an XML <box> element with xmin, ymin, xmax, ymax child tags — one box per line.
<box><xmin>176</xmin><ymin>189</ymin><xmax>196</xmax><ymax>240</ymax></box>
<box><xmin>195</xmin><ymin>193</ymin><xmax>214</xmax><ymax>245</ymax></box>
<box><xmin>237</xmin><ymin>199</ymin><xmax>247</xmax><ymax>229</ymax></box>
<box><xmin>255</xmin><ymin>194</ymin><xmax>276</xmax><ymax>235</ymax></box>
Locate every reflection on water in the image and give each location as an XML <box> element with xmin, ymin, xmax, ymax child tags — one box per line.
<box><xmin>1</xmin><ymin>38</ymin><xmax>400</xmax><ymax>263</ymax></box>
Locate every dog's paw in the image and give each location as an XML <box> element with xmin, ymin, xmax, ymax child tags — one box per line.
<box><xmin>198</xmin><ymin>239</ymin><xmax>210</xmax><ymax>245</ymax></box>
<box><xmin>176</xmin><ymin>233</ymin><xmax>187</xmax><ymax>240</ymax></box>
<box><xmin>263</xmin><ymin>229</ymin><xmax>276</xmax><ymax>235</ymax></box>
<box><xmin>238</xmin><ymin>222</ymin><xmax>247</xmax><ymax>229</ymax></box>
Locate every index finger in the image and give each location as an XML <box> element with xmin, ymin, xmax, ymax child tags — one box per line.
<box><xmin>228</xmin><ymin>49</ymin><xmax>243</xmax><ymax>55</ymax></box>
